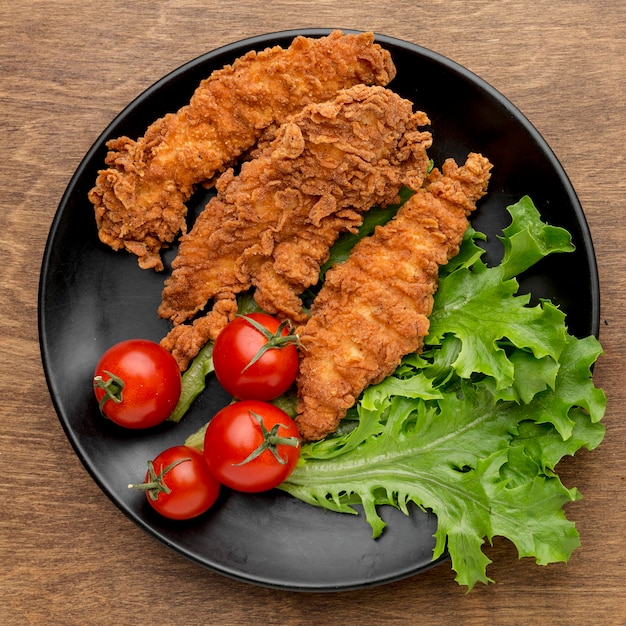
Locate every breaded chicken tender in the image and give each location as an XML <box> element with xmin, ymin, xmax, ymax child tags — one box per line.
<box><xmin>159</xmin><ymin>85</ymin><xmax>433</xmax><ymax>371</ymax></box>
<box><xmin>295</xmin><ymin>153</ymin><xmax>493</xmax><ymax>441</ymax></box>
<box><xmin>88</xmin><ymin>31</ymin><xmax>396</xmax><ymax>270</ymax></box>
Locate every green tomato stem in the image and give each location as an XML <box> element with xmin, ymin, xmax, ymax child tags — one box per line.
<box><xmin>234</xmin><ymin>410</ymin><xmax>300</xmax><ymax>466</ymax></box>
<box><xmin>128</xmin><ymin>457</ymin><xmax>191</xmax><ymax>501</ymax></box>
<box><xmin>236</xmin><ymin>315</ymin><xmax>300</xmax><ymax>372</ymax></box>
<box><xmin>93</xmin><ymin>370</ymin><xmax>125</xmax><ymax>415</ymax></box>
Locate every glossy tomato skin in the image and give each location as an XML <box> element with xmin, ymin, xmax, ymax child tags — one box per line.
<box><xmin>93</xmin><ymin>339</ymin><xmax>181</xmax><ymax>429</ymax></box>
<box><xmin>204</xmin><ymin>400</ymin><xmax>301</xmax><ymax>493</ymax></box>
<box><xmin>141</xmin><ymin>446</ymin><xmax>220</xmax><ymax>520</ymax></box>
<box><xmin>212</xmin><ymin>313</ymin><xmax>299</xmax><ymax>401</ymax></box>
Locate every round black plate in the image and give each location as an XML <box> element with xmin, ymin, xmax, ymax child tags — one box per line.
<box><xmin>38</xmin><ymin>29</ymin><xmax>599</xmax><ymax>591</ymax></box>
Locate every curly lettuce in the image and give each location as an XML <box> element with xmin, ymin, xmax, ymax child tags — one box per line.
<box><xmin>279</xmin><ymin>196</ymin><xmax>606</xmax><ymax>589</ymax></box>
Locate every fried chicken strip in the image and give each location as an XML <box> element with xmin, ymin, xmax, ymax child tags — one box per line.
<box><xmin>88</xmin><ymin>31</ymin><xmax>396</xmax><ymax>271</ymax></box>
<box><xmin>295</xmin><ymin>153</ymin><xmax>493</xmax><ymax>441</ymax></box>
<box><xmin>159</xmin><ymin>85</ymin><xmax>433</xmax><ymax>371</ymax></box>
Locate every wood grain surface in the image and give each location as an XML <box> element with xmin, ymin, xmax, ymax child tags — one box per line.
<box><xmin>1</xmin><ymin>1</ymin><xmax>624</xmax><ymax>624</ymax></box>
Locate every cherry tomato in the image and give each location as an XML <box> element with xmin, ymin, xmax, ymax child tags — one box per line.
<box><xmin>93</xmin><ymin>339</ymin><xmax>181</xmax><ymax>429</ymax></box>
<box><xmin>212</xmin><ymin>313</ymin><xmax>299</xmax><ymax>401</ymax></box>
<box><xmin>130</xmin><ymin>446</ymin><xmax>220</xmax><ymax>520</ymax></box>
<box><xmin>204</xmin><ymin>400</ymin><xmax>301</xmax><ymax>493</ymax></box>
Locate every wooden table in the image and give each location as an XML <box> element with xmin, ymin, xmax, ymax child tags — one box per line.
<box><xmin>2</xmin><ymin>1</ymin><xmax>624</xmax><ymax>624</ymax></box>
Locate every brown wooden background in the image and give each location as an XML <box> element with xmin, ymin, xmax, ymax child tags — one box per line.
<box><xmin>1</xmin><ymin>1</ymin><xmax>624</xmax><ymax>624</ymax></box>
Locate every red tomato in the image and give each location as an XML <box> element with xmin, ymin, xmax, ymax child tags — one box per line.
<box><xmin>204</xmin><ymin>400</ymin><xmax>301</xmax><ymax>493</ymax></box>
<box><xmin>130</xmin><ymin>446</ymin><xmax>220</xmax><ymax>520</ymax></box>
<box><xmin>93</xmin><ymin>339</ymin><xmax>181</xmax><ymax>429</ymax></box>
<box><xmin>212</xmin><ymin>313</ymin><xmax>299</xmax><ymax>401</ymax></box>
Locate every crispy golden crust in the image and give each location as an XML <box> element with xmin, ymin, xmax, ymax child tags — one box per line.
<box><xmin>88</xmin><ymin>31</ymin><xmax>396</xmax><ymax>271</ymax></box>
<box><xmin>295</xmin><ymin>153</ymin><xmax>493</xmax><ymax>441</ymax></box>
<box><xmin>158</xmin><ymin>85</ymin><xmax>432</xmax><ymax>371</ymax></box>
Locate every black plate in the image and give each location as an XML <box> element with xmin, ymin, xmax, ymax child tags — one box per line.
<box><xmin>38</xmin><ymin>29</ymin><xmax>600</xmax><ymax>591</ymax></box>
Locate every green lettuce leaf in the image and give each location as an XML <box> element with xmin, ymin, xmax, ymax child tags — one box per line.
<box><xmin>427</xmin><ymin>196</ymin><xmax>573</xmax><ymax>391</ymax></box>
<box><xmin>499</xmin><ymin>195</ymin><xmax>576</xmax><ymax>279</ymax></box>
<box><xmin>505</xmin><ymin>333</ymin><xmax>606</xmax><ymax>440</ymax></box>
<box><xmin>279</xmin><ymin>196</ymin><xmax>606</xmax><ymax>589</ymax></box>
